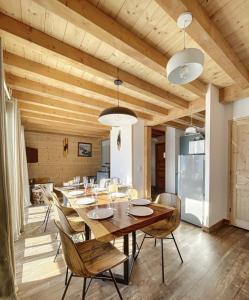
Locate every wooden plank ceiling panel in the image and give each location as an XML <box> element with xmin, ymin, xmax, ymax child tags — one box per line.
<box><xmin>0</xmin><ymin>13</ymin><xmax>190</xmax><ymax>110</ymax></box>
<box><xmin>156</xmin><ymin>0</ymin><xmax>249</xmax><ymax>89</ymax></box>
<box><xmin>4</xmin><ymin>52</ymin><xmax>171</xmax><ymax>112</ymax></box>
<box><xmin>33</xmin><ymin>0</ymin><xmax>205</xmax><ymax>98</ymax></box>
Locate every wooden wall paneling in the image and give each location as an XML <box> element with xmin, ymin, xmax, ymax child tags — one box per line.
<box><xmin>25</xmin><ymin>131</ymin><xmax>102</xmax><ymax>185</ymax></box>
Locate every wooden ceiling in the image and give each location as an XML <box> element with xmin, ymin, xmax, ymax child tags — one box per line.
<box><xmin>0</xmin><ymin>0</ymin><xmax>248</xmax><ymax>137</ymax></box>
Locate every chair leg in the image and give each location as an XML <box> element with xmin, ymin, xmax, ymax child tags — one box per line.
<box><xmin>109</xmin><ymin>269</ymin><xmax>123</xmax><ymax>300</ymax></box>
<box><xmin>65</xmin><ymin>267</ymin><xmax>68</xmax><ymax>286</ymax></box>
<box><xmin>44</xmin><ymin>206</ymin><xmax>51</xmax><ymax>232</ymax></box>
<box><xmin>85</xmin><ymin>278</ymin><xmax>93</xmax><ymax>295</ymax></box>
<box><xmin>161</xmin><ymin>239</ymin><xmax>165</xmax><ymax>283</ymax></box>
<box><xmin>61</xmin><ymin>273</ymin><xmax>72</xmax><ymax>300</ymax></box>
<box><xmin>171</xmin><ymin>233</ymin><xmax>183</xmax><ymax>263</ymax></box>
<box><xmin>42</xmin><ymin>206</ymin><xmax>49</xmax><ymax>224</ymax></box>
<box><xmin>134</xmin><ymin>234</ymin><xmax>146</xmax><ymax>261</ymax></box>
<box><xmin>154</xmin><ymin>238</ymin><xmax>157</xmax><ymax>247</ymax></box>
<box><xmin>54</xmin><ymin>241</ymin><xmax>61</xmax><ymax>262</ymax></box>
<box><xmin>82</xmin><ymin>277</ymin><xmax>87</xmax><ymax>300</ymax></box>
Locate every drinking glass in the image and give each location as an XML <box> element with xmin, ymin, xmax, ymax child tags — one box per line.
<box><xmin>83</xmin><ymin>176</ymin><xmax>88</xmax><ymax>194</ymax></box>
<box><xmin>126</xmin><ymin>189</ymin><xmax>132</xmax><ymax>214</ymax></box>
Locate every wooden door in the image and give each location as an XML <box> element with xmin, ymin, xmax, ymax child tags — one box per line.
<box><xmin>156</xmin><ymin>143</ymin><xmax>165</xmax><ymax>190</ymax></box>
<box><xmin>231</xmin><ymin>120</ymin><xmax>249</xmax><ymax>230</ymax></box>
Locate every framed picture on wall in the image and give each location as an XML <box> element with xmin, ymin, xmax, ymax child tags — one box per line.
<box><xmin>78</xmin><ymin>142</ymin><xmax>92</xmax><ymax>157</ymax></box>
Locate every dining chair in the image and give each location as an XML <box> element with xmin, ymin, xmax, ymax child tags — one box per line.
<box><xmin>39</xmin><ymin>185</ymin><xmax>53</xmax><ymax>232</ymax></box>
<box><xmin>53</xmin><ymin>203</ymin><xmax>85</xmax><ymax>268</ymax></box>
<box><xmin>54</xmin><ymin>220</ymin><xmax>127</xmax><ymax>300</ymax></box>
<box><xmin>136</xmin><ymin>193</ymin><xmax>183</xmax><ymax>283</ymax></box>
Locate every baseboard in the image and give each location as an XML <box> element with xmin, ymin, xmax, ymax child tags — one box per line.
<box><xmin>202</xmin><ymin>219</ymin><xmax>230</xmax><ymax>233</ymax></box>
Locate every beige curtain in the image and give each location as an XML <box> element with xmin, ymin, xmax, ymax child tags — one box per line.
<box><xmin>6</xmin><ymin>99</ymin><xmax>26</xmax><ymax>239</ymax></box>
<box><xmin>0</xmin><ymin>40</ymin><xmax>16</xmax><ymax>299</ymax></box>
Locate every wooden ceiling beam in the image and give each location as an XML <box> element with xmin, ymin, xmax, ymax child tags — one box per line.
<box><xmin>33</xmin><ymin>0</ymin><xmax>206</xmax><ymax>97</ymax></box>
<box><xmin>19</xmin><ymin>106</ymin><xmax>108</xmax><ymax>130</ymax></box>
<box><xmin>12</xmin><ymin>90</ymin><xmax>152</xmax><ymax>121</ymax></box>
<box><xmin>165</xmin><ymin>121</ymin><xmax>187</xmax><ymax>130</ymax></box>
<box><xmin>21</xmin><ymin>117</ymin><xmax>108</xmax><ymax>136</ymax></box>
<box><xmin>0</xmin><ymin>12</ymin><xmax>189</xmax><ymax>109</ymax></box>
<box><xmin>220</xmin><ymin>85</ymin><xmax>249</xmax><ymax>103</ymax></box>
<box><xmin>4</xmin><ymin>52</ymin><xmax>168</xmax><ymax>117</ymax></box>
<box><xmin>20</xmin><ymin>107</ymin><xmax>107</xmax><ymax>131</ymax></box>
<box><xmin>23</xmin><ymin>122</ymin><xmax>108</xmax><ymax>138</ymax></box>
<box><xmin>7</xmin><ymin>73</ymin><xmax>153</xmax><ymax>120</ymax></box>
<box><xmin>176</xmin><ymin>116</ymin><xmax>204</xmax><ymax>127</ymax></box>
<box><xmin>156</xmin><ymin>0</ymin><xmax>249</xmax><ymax>88</ymax></box>
<box><xmin>12</xmin><ymin>89</ymin><xmax>100</xmax><ymax>118</ymax></box>
<box><xmin>150</xmin><ymin>97</ymin><xmax>205</xmax><ymax>126</ymax></box>
<box><xmin>24</xmin><ymin>126</ymin><xmax>106</xmax><ymax>138</ymax></box>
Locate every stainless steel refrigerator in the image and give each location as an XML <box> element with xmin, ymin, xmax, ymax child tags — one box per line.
<box><xmin>178</xmin><ymin>154</ymin><xmax>205</xmax><ymax>227</ymax></box>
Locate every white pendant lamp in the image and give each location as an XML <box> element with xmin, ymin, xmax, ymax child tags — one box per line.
<box><xmin>167</xmin><ymin>12</ymin><xmax>204</xmax><ymax>85</ymax></box>
<box><xmin>98</xmin><ymin>79</ymin><xmax>137</xmax><ymax>126</ymax></box>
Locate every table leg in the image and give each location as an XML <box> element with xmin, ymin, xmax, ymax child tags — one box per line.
<box><xmin>85</xmin><ymin>224</ymin><xmax>91</xmax><ymax>240</ymax></box>
<box><xmin>123</xmin><ymin>234</ymin><xmax>129</xmax><ymax>284</ymax></box>
<box><xmin>132</xmin><ymin>231</ymin><xmax>136</xmax><ymax>257</ymax></box>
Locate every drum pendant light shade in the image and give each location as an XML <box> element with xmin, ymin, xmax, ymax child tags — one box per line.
<box><xmin>98</xmin><ymin>106</ymin><xmax>137</xmax><ymax>126</ymax></box>
<box><xmin>98</xmin><ymin>78</ymin><xmax>137</xmax><ymax>126</ymax></box>
<box><xmin>167</xmin><ymin>48</ymin><xmax>204</xmax><ymax>85</ymax></box>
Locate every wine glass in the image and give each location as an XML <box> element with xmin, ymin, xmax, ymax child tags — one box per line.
<box><xmin>126</xmin><ymin>189</ymin><xmax>132</xmax><ymax>215</ymax></box>
<box><xmin>83</xmin><ymin>176</ymin><xmax>88</xmax><ymax>195</ymax></box>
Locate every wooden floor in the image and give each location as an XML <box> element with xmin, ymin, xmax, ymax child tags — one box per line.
<box><xmin>15</xmin><ymin>205</ymin><xmax>249</xmax><ymax>300</ymax></box>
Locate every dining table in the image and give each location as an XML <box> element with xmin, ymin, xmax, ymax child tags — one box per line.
<box><xmin>55</xmin><ymin>187</ymin><xmax>175</xmax><ymax>284</ymax></box>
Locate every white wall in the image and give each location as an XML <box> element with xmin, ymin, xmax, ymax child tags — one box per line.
<box><xmin>232</xmin><ymin>97</ymin><xmax>249</xmax><ymax>119</ymax></box>
<box><xmin>132</xmin><ymin>120</ymin><xmax>145</xmax><ymax>197</ymax></box>
<box><xmin>205</xmin><ymin>84</ymin><xmax>232</xmax><ymax>227</ymax></box>
<box><xmin>110</xmin><ymin>126</ymin><xmax>132</xmax><ymax>185</ymax></box>
<box><xmin>101</xmin><ymin>139</ymin><xmax>110</xmax><ymax>164</ymax></box>
<box><xmin>165</xmin><ymin>127</ymin><xmax>183</xmax><ymax>194</ymax></box>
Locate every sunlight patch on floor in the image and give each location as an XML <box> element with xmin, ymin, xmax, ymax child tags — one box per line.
<box><xmin>24</xmin><ymin>234</ymin><xmax>54</xmax><ymax>247</ymax></box>
<box><xmin>24</xmin><ymin>243</ymin><xmax>55</xmax><ymax>257</ymax></box>
<box><xmin>22</xmin><ymin>257</ymin><xmax>62</xmax><ymax>283</ymax></box>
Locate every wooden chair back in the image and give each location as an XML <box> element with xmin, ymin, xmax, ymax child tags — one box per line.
<box><xmin>54</xmin><ymin>220</ymin><xmax>90</xmax><ymax>277</ymax></box>
<box><xmin>54</xmin><ymin>204</ymin><xmax>75</xmax><ymax>235</ymax></box>
<box><xmin>155</xmin><ymin>193</ymin><xmax>181</xmax><ymax>230</ymax></box>
<box><xmin>39</xmin><ymin>185</ymin><xmax>52</xmax><ymax>206</ymax></box>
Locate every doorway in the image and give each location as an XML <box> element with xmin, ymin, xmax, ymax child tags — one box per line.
<box><xmin>156</xmin><ymin>142</ymin><xmax>165</xmax><ymax>191</ymax></box>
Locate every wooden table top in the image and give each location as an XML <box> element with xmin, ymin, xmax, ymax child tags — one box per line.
<box><xmin>59</xmin><ymin>189</ymin><xmax>175</xmax><ymax>242</ymax></box>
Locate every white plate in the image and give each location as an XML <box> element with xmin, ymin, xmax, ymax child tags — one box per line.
<box><xmin>61</xmin><ymin>186</ymin><xmax>74</xmax><ymax>190</ymax></box>
<box><xmin>87</xmin><ymin>208</ymin><xmax>114</xmax><ymax>220</ymax></box>
<box><xmin>68</xmin><ymin>190</ymin><xmax>85</xmax><ymax>197</ymax></box>
<box><xmin>129</xmin><ymin>206</ymin><xmax>153</xmax><ymax>217</ymax></box>
<box><xmin>93</xmin><ymin>187</ymin><xmax>106</xmax><ymax>193</ymax></box>
<box><xmin>76</xmin><ymin>197</ymin><xmax>96</xmax><ymax>205</ymax></box>
<box><xmin>111</xmin><ymin>192</ymin><xmax>126</xmax><ymax>198</ymax></box>
<box><xmin>131</xmin><ymin>198</ymin><xmax>151</xmax><ymax>206</ymax></box>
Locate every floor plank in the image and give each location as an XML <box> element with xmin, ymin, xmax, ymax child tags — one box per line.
<box><xmin>15</xmin><ymin>205</ymin><xmax>249</xmax><ymax>300</ymax></box>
